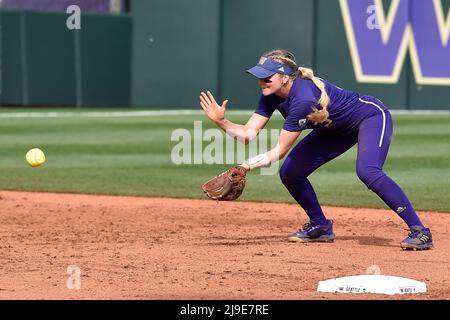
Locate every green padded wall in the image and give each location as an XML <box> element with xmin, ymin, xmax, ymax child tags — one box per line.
<box><xmin>409</xmin><ymin>81</ymin><xmax>450</xmax><ymax>110</ymax></box>
<box><xmin>220</xmin><ymin>0</ymin><xmax>315</xmax><ymax>108</ymax></box>
<box><xmin>131</xmin><ymin>0</ymin><xmax>220</xmax><ymax>107</ymax></box>
<box><xmin>1</xmin><ymin>11</ymin><xmax>25</xmax><ymax>105</ymax></box>
<box><xmin>80</xmin><ymin>14</ymin><xmax>131</xmax><ymax>107</ymax></box>
<box><xmin>0</xmin><ymin>9</ymin><xmax>131</xmax><ymax>107</ymax></box>
<box><xmin>25</xmin><ymin>11</ymin><xmax>77</xmax><ymax>105</ymax></box>
<box><xmin>2</xmin><ymin>1</ymin><xmax>450</xmax><ymax>109</ymax></box>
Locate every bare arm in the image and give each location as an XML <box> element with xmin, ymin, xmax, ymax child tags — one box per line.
<box><xmin>216</xmin><ymin>113</ymin><xmax>269</xmax><ymax>144</ymax></box>
<box><xmin>241</xmin><ymin>129</ymin><xmax>301</xmax><ymax>171</ymax></box>
<box><xmin>200</xmin><ymin>91</ymin><xmax>269</xmax><ymax>144</ymax></box>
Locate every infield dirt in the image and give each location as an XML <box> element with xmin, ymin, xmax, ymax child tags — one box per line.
<box><xmin>0</xmin><ymin>191</ymin><xmax>448</xmax><ymax>299</ymax></box>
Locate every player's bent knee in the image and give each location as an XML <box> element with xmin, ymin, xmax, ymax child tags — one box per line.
<box><xmin>279</xmin><ymin>164</ymin><xmax>290</xmax><ymax>185</ymax></box>
<box><xmin>279</xmin><ymin>162</ymin><xmax>308</xmax><ymax>186</ymax></box>
<box><xmin>356</xmin><ymin>165</ymin><xmax>385</xmax><ymax>189</ymax></box>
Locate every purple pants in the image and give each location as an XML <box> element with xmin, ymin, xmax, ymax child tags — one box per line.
<box><xmin>279</xmin><ymin>97</ymin><xmax>424</xmax><ymax>228</ymax></box>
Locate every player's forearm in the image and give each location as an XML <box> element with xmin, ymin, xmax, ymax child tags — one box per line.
<box><xmin>241</xmin><ymin>147</ymin><xmax>284</xmax><ymax>171</ymax></box>
<box><xmin>216</xmin><ymin>118</ymin><xmax>256</xmax><ymax>144</ymax></box>
<box><xmin>241</xmin><ymin>129</ymin><xmax>300</xmax><ymax>170</ymax></box>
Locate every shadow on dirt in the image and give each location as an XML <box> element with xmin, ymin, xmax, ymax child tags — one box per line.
<box><xmin>206</xmin><ymin>235</ymin><xmax>397</xmax><ymax>247</ymax></box>
<box><xmin>207</xmin><ymin>235</ymin><xmax>284</xmax><ymax>246</ymax></box>
<box><xmin>337</xmin><ymin>235</ymin><xmax>396</xmax><ymax>247</ymax></box>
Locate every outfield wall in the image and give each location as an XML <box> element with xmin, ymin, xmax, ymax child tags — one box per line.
<box><xmin>1</xmin><ymin>0</ymin><xmax>450</xmax><ymax>109</ymax></box>
<box><xmin>0</xmin><ymin>9</ymin><xmax>131</xmax><ymax>107</ymax></box>
<box><xmin>131</xmin><ymin>0</ymin><xmax>450</xmax><ymax>110</ymax></box>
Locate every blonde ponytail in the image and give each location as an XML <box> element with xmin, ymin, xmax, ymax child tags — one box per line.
<box><xmin>298</xmin><ymin>67</ymin><xmax>332</xmax><ymax>127</ymax></box>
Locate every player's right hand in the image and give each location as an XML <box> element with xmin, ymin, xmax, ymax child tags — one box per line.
<box><xmin>199</xmin><ymin>91</ymin><xmax>228</xmax><ymax>124</ymax></box>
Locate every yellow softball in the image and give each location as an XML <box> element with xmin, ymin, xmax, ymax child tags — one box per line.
<box><xmin>25</xmin><ymin>148</ymin><xmax>46</xmax><ymax>167</ymax></box>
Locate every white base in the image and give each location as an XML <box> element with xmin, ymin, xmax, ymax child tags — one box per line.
<box><xmin>317</xmin><ymin>275</ymin><xmax>427</xmax><ymax>295</ymax></box>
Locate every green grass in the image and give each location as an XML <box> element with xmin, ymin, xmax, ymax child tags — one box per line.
<box><xmin>0</xmin><ymin>110</ymin><xmax>449</xmax><ymax>212</ymax></box>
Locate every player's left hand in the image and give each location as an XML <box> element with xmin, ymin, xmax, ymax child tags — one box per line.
<box><xmin>199</xmin><ymin>91</ymin><xmax>228</xmax><ymax>124</ymax></box>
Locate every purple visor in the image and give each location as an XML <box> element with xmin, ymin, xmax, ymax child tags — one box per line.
<box><xmin>246</xmin><ymin>57</ymin><xmax>296</xmax><ymax>78</ymax></box>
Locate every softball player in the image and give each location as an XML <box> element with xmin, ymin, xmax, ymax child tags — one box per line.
<box><xmin>199</xmin><ymin>49</ymin><xmax>432</xmax><ymax>250</ymax></box>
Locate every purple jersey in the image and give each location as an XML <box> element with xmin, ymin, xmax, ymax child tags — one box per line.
<box><xmin>254</xmin><ymin>78</ymin><xmax>387</xmax><ymax>134</ymax></box>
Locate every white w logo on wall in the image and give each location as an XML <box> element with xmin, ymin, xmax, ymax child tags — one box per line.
<box><xmin>340</xmin><ymin>0</ymin><xmax>450</xmax><ymax>85</ymax></box>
